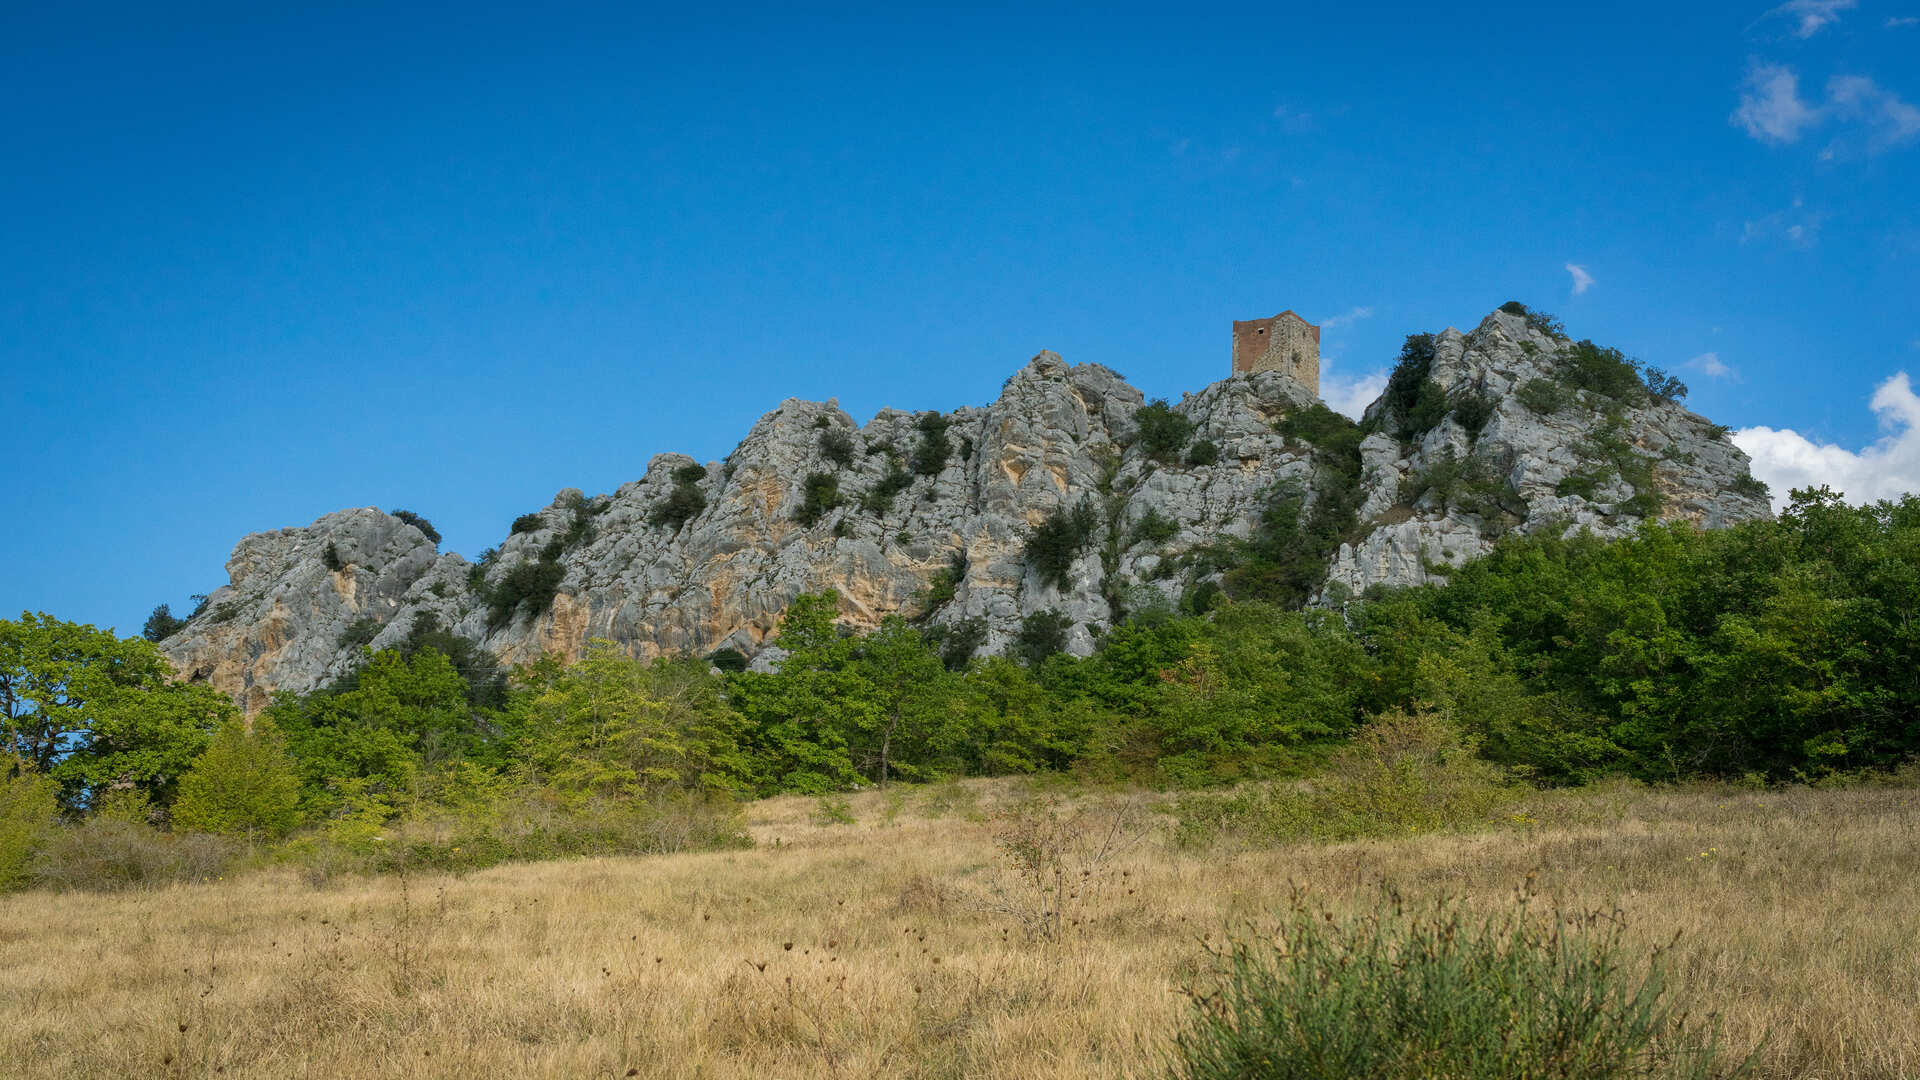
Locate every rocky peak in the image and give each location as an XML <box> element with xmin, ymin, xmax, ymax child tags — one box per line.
<box><xmin>160</xmin><ymin>308</ymin><xmax>1773</xmax><ymax>709</ymax></box>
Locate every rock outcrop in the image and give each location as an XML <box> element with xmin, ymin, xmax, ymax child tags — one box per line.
<box><xmin>162</xmin><ymin>308</ymin><xmax>1773</xmax><ymax>708</ymax></box>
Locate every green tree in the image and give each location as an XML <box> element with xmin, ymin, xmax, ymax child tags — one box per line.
<box><xmin>726</xmin><ymin>593</ymin><xmax>863</xmax><ymax>793</ymax></box>
<box><xmin>1</xmin><ymin>613</ymin><xmax>232</xmax><ymax>808</ymax></box>
<box><xmin>515</xmin><ymin>641</ymin><xmax>755</xmax><ymax>796</ymax></box>
<box><xmin>171</xmin><ymin>717</ymin><xmax>303</xmax><ymax>838</ymax></box>
<box><xmin>0</xmin><ymin>760</ymin><xmax>58</xmax><ymax>891</ymax></box>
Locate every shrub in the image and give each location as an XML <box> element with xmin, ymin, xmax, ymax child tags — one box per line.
<box><xmin>1186</xmin><ymin>439</ymin><xmax>1220</xmax><ymax>466</ymax></box>
<box><xmin>389</xmin><ymin>509</ymin><xmax>441</xmax><ymax>545</ymax></box>
<box><xmin>336</xmin><ymin>616</ymin><xmax>381</xmax><ymax>651</ymax></box>
<box><xmin>1134</xmin><ymin>399</ymin><xmax>1196</xmax><ymax>461</ymax></box>
<box><xmin>1500</xmin><ymin>300</ymin><xmax>1567</xmax><ymax>339</ymax></box>
<box><xmin>927</xmin><ymin>616</ymin><xmax>988</xmax><ymax>671</ymax></box>
<box><xmin>1376</xmin><ymin>335</ymin><xmax>1447</xmax><ymax>441</ymax></box>
<box><xmin>172</xmin><ymin>718</ymin><xmax>303</xmax><ymax>839</ymax></box>
<box><xmin>322</xmin><ymin>542</ymin><xmax>346</xmax><ymax>572</ymax></box>
<box><xmin>510</xmin><ymin>512</ymin><xmax>544</xmax><ymax>535</ymax></box>
<box><xmin>796</xmin><ymin>472</ymin><xmax>841</xmax><ymax>527</ymax></box>
<box><xmin>1276</xmin><ymin>402</ymin><xmax>1365</xmax><ymax>460</ymax></box>
<box><xmin>1451</xmin><ymin>390</ymin><xmax>1496</xmax><ymax>440</ymax></box>
<box><xmin>1131</xmin><ymin>508</ymin><xmax>1180</xmax><ymax>546</ymax></box>
<box><xmin>1024</xmin><ymin>500</ymin><xmax>1099</xmax><ymax>592</ymax></box>
<box><xmin>1517</xmin><ymin>377</ymin><xmax>1571</xmax><ymax>414</ymax></box>
<box><xmin>1644</xmin><ymin>367</ymin><xmax>1688</xmax><ymax>404</ymax></box>
<box><xmin>1557</xmin><ymin>471</ymin><xmax>1602</xmax><ymax>500</ymax></box>
<box><xmin>0</xmin><ymin>767</ymin><xmax>58</xmax><ymax>892</ymax></box>
<box><xmin>911</xmin><ymin>412</ymin><xmax>952</xmax><ymax>476</ymax></box>
<box><xmin>485</xmin><ymin>557</ymin><xmax>566</xmax><ymax>630</ymax></box>
<box><xmin>1559</xmin><ymin>340</ymin><xmax>1647</xmax><ymax>404</ymax></box>
<box><xmin>1731</xmin><ymin>472</ymin><xmax>1770</xmax><ymax>499</ymax></box>
<box><xmin>650</xmin><ymin>467</ymin><xmax>709</xmax><ymax>530</ymax></box>
<box><xmin>141</xmin><ymin>603</ymin><xmax>188</xmax><ymax>642</ymax></box>
<box><xmin>819</xmin><ymin>428</ymin><xmax>856</xmax><ymax>468</ymax></box>
<box><xmin>861</xmin><ymin>457</ymin><xmax>914</xmax><ymax>515</ymax></box>
<box><xmin>30</xmin><ymin>817</ymin><xmax>237</xmax><ymax>892</ymax></box>
<box><xmin>1013</xmin><ymin>610</ymin><xmax>1072</xmax><ymax>667</ymax></box>
<box><xmin>1171</xmin><ymin>888</ymin><xmax>1741</xmax><ymax>1080</ymax></box>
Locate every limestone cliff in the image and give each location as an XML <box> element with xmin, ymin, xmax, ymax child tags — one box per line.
<box><xmin>161</xmin><ymin>307</ymin><xmax>1772</xmax><ymax>708</ymax></box>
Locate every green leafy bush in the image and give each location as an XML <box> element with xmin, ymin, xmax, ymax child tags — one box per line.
<box><xmin>1024</xmin><ymin>500</ymin><xmax>1099</xmax><ymax>591</ymax></box>
<box><xmin>649</xmin><ymin>466</ymin><xmax>709</xmax><ymax>530</ymax></box>
<box><xmin>819</xmin><ymin>428</ymin><xmax>856</xmax><ymax>468</ymax></box>
<box><xmin>510</xmin><ymin>512</ymin><xmax>544</xmax><ymax>535</ymax></box>
<box><xmin>1644</xmin><ymin>367</ymin><xmax>1689</xmax><ymax>404</ymax></box>
<box><xmin>390</xmin><ymin>510</ymin><xmax>441</xmax><ymax>545</ymax></box>
<box><xmin>1185</xmin><ymin>439</ymin><xmax>1220</xmax><ymax>466</ymax></box>
<box><xmin>1517</xmin><ymin>377</ymin><xmax>1571</xmax><ymax>414</ymax></box>
<box><xmin>861</xmin><ymin>456</ymin><xmax>914</xmax><ymax>515</ymax></box>
<box><xmin>1731</xmin><ymin>472</ymin><xmax>1770</xmax><ymax>499</ymax></box>
<box><xmin>322</xmin><ymin>542</ymin><xmax>346</xmax><ymax>572</ymax></box>
<box><xmin>1376</xmin><ymin>334</ymin><xmax>1447</xmax><ymax>441</ymax></box>
<box><xmin>0</xmin><ymin>768</ymin><xmax>58</xmax><ymax>892</ymax></box>
<box><xmin>172</xmin><ymin>718</ymin><xmax>303</xmax><ymax>839</ymax></box>
<box><xmin>141</xmin><ymin>604</ymin><xmax>188</xmax><ymax>642</ymax></box>
<box><xmin>796</xmin><ymin>472</ymin><xmax>841</xmax><ymax>527</ymax></box>
<box><xmin>911</xmin><ymin>412</ymin><xmax>952</xmax><ymax>476</ymax></box>
<box><xmin>485</xmin><ymin>557</ymin><xmax>566</xmax><ymax>630</ymax></box>
<box><xmin>1171</xmin><ymin>888</ymin><xmax>1741</xmax><ymax>1080</ymax></box>
<box><xmin>1134</xmin><ymin>399</ymin><xmax>1195</xmax><ymax>461</ymax></box>
<box><xmin>1131</xmin><ymin>508</ymin><xmax>1180</xmax><ymax>546</ymax></box>
<box><xmin>1276</xmin><ymin>402</ymin><xmax>1364</xmax><ymax>460</ymax></box>
<box><xmin>1452</xmin><ymin>390</ymin><xmax>1496</xmax><ymax>440</ymax></box>
<box><xmin>336</xmin><ymin>616</ymin><xmax>381</xmax><ymax>651</ymax></box>
<box><xmin>1559</xmin><ymin>340</ymin><xmax>1648</xmax><ymax>404</ymax></box>
<box><xmin>1014</xmin><ymin>610</ymin><xmax>1072</xmax><ymax>667</ymax></box>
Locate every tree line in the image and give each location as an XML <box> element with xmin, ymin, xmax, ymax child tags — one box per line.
<box><xmin>4</xmin><ymin>486</ymin><xmax>1916</xmax><ymax>888</ymax></box>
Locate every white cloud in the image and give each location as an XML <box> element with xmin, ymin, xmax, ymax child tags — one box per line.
<box><xmin>1742</xmin><ymin>197</ymin><xmax>1822</xmax><ymax>248</ymax></box>
<box><xmin>1321</xmin><ymin>305</ymin><xmax>1375</xmax><ymax>329</ymax></box>
<box><xmin>1323</xmin><ymin>371</ymin><xmax>1389</xmax><ymax>421</ymax></box>
<box><xmin>1688</xmin><ymin>352</ymin><xmax>1734</xmax><ymax>378</ymax></box>
<box><xmin>1733</xmin><ymin>63</ymin><xmax>1823</xmax><ymax>143</ymax></box>
<box><xmin>1765</xmin><ymin>0</ymin><xmax>1857</xmax><ymax>37</ymax></box>
<box><xmin>1565</xmin><ymin>263</ymin><xmax>1595</xmax><ymax>295</ymax></box>
<box><xmin>1733</xmin><ymin>372</ymin><xmax>1920</xmax><ymax>509</ymax></box>
<box><xmin>1890</xmin><ymin>16</ymin><xmax>1920</xmax><ymax>27</ymax></box>
<box><xmin>1272</xmin><ymin>105</ymin><xmax>1315</xmax><ymax>133</ymax></box>
<box><xmin>1825</xmin><ymin>75</ymin><xmax>1920</xmax><ymax>153</ymax></box>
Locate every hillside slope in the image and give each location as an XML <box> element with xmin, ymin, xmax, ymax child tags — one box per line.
<box><xmin>161</xmin><ymin>307</ymin><xmax>1771</xmax><ymax>710</ymax></box>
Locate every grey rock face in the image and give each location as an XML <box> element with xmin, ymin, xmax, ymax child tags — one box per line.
<box><xmin>161</xmin><ymin>310</ymin><xmax>1772</xmax><ymax>709</ymax></box>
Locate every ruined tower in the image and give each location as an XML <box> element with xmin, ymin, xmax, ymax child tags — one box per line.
<box><xmin>1232</xmin><ymin>310</ymin><xmax>1320</xmax><ymax>398</ymax></box>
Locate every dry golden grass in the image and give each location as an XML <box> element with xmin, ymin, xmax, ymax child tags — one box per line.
<box><xmin>2</xmin><ymin>777</ymin><xmax>1918</xmax><ymax>1078</ymax></box>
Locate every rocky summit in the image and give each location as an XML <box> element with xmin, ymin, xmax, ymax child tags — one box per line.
<box><xmin>161</xmin><ymin>307</ymin><xmax>1772</xmax><ymax>712</ymax></box>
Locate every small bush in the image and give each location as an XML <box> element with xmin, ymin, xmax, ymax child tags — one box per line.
<box><xmin>796</xmin><ymin>472</ymin><xmax>841</xmax><ymax>527</ymax></box>
<box><xmin>511</xmin><ymin>512</ymin><xmax>545</xmax><ymax>535</ymax></box>
<box><xmin>1517</xmin><ymin>377</ymin><xmax>1571</xmax><ymax>414</ymax></box>
<box><xmin>819</xmin><ymin>428</ymin><xmax>856</xmax><ymax>468</ymax></box>
<box><xmin>1134</xmin><ymin>399</ymin><xmax>1196</xmax><ymax>460</ymax></box>
<box><xmin>322</xmin><ymin>542</ymin><xmax>346</xmax><ymax>572</ymax></box>
<box><xmin>1024</xmin><ymin>500</ymin><xmax>1099</xmax><ymax>592</ymax></box>
<box><xmin>485</xmin><ymin>557</ymin><xmax>566</xmax><ymax>630</ymax></box>
<box><xmin>911</xmin><ymin>412</ymin><xmax>952</xmax><ymax>476</ymax></box>
<box><xmin>1731</xmin><ymin>472</ymin><xmax>1770</xmax><ymax>499</ymax></box>
<box><xmin>1131</xmin><ymin>508</ymin><xmax>1180</xmax><ymax>546</ymax></box>
<box><xmin>1376</xmin><ymin>335</ymin><xmax>1447</xmax><ymax>441</ymax></box>
<box><xmin>1171</xmin><ymin>889</ymin><xmax>1742</xmax><ymax>1080</ymax></box>
<box><xmin>1451</xmin><ymin>391</ymin><xmax>1496</xmax><ymax>440</ymax></box>
<box><xmin>31</xmin><ymin>818</ymin><xmax>238</xmax><ymax>892</ymax></box>
<box><xmin>336</xmin><ymin>616</ymin><xmax>381</xmax><ymax>651</ymax></box>
<box><xmin>861</xmin><ymin>457</ymin><xmax>914</xmax><ymax>515</ymax></box>
<box><xmin>1185</xmin><ymin>439</ymin><xmax>1220</xmax><ymax>466</ymax></box>
<box><xmin>141</xmin><ymin>603</ymin><xmax>188</xmax><ymax>642</ymax></box>
<box><xmin>172</xmin><ymin>718</ymin><xmax>304</xmax><ymax>839</ymax></box>
<box><xmin>389</xmin><ymin>509</ymin><xmax>441</xmax><ymax>545</ymax></box>
<box><xmin>810</xmin><ymin>795</ymin><xmax>857</xmax><ymax>826</ymax></box>
<box><xmin>1644</xmin><ymin>367</ymin><xmax>1688</xmax><ymax>404</ymax></box>
<box><xmin>1557</xmin><ymin>471</ymin><xmax>1602</xmax><ymax>500</ymax></box>
<box><xmin>927</xmin><ymin>616</ymin><xmax>988</xmax><ymax>671</ymax></box>
<box><xmin>650</xmin><ymin>467</ymin><xmax>709</xmax><ymax>530</ymax></box>
<box><xmin>0</xmin><ymin>768</ymin><xmax>58</xmax><ymax>892</ymax></box>
<box><xmin>1559</xmin><ymin>340</ymin><xmax>1647</xmax><ymax>404</ymax></box>
<box><xmin>1013</xmin><ymin>610</ymin><xmax>1072</xmax><ymax>667</ymax></box>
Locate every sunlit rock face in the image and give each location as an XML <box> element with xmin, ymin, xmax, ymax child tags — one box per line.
<box><xmin>163</xmin><ymin>310</ymin><xmax>1770</xmax><ymax>709</ymax></box>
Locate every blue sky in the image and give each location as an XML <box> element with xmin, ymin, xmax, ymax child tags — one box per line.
<box><xmin>4</xmin><ymin>1</ymin><xmax>1916</xmax><ymax>633</ymax></box>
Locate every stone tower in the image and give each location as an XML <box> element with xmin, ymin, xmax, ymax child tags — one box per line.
<box><xmin>1232</xmin><ymin>310</ymin><xmax>1320</xmax><ymax>398</ymax></box>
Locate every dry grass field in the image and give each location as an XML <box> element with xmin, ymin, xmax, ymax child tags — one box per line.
<box><xmin>3</xmin><ymin>777</ymin><xmax>1918</xmax><ymax>1079</ymax></box>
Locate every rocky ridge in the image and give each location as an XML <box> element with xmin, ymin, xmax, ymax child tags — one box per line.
<box><xmin>162</xmin><ymin>308</ymin><xmax>1772</xmax><ymax>711</ymax></box>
